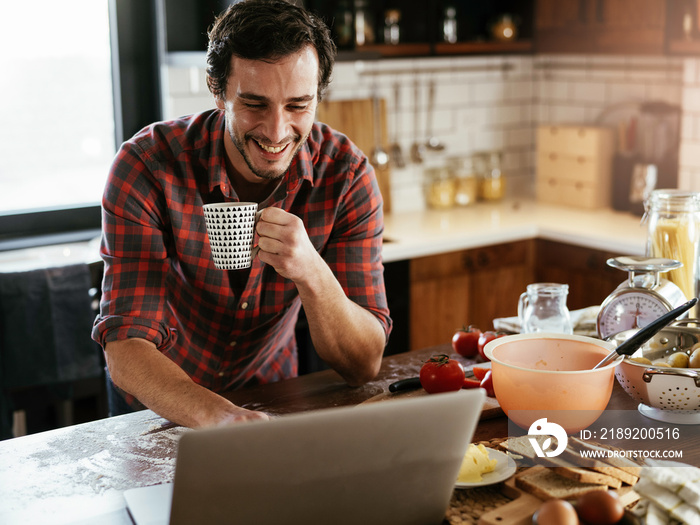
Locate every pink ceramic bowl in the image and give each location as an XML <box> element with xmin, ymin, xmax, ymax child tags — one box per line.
<box><xmin>484</xmin><ymin>333</ymin><xmax>619</xmax><ymax>433</ymax></box>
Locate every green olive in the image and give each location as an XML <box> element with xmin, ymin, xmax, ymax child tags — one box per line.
<box><xmin>666</xmin><ymin>352</ymin><xmax>690</xmax><ymax>368</ymax></box>
<box><xmin>689</xmin><ymin>347</ymin><xmax>700</xmax><ymax>368</ymax></box>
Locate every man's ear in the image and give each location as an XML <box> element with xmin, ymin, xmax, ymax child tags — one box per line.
<box><xmin>206</xmin><ymin>75</ymin><xmax>224</xmax><ymax>109</ymax></box>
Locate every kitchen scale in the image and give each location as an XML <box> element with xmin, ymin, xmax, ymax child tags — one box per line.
<box><xmin>596</xmin><ymin>256</ymin><xmax>689</xmax><ymax>339</ymax></box>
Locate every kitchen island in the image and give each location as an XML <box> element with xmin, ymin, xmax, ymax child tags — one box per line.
<box><xmin>2</xmin><ymin>344</ymin><xmax>697</xmax><ymax>525</ymax></box>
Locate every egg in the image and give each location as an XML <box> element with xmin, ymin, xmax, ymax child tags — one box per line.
<box><xmin>576</xmin><ymin>490</ymin><xmax>624</xmax><ymax>525</ymax></box>
<box><xmin>534</xmin><ymin>499</ymin><xmax>578</xmax><ymax>525</ymax></box>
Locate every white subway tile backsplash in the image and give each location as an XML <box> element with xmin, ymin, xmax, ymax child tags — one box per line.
<box><xmin>572</xmin><ymin>81</ymin><xmax>607</xmax><ymax>104</ymax></box>
<box><xmin>165</xmin><ymin>50</ymin><xmax>687</xmax><ymax>209</ymax></box>
<box><xmin>645</xmin><ymin>84</ymin><xmax>682</xmax><ymax>105</ymax></box>
<box><xmin>472</xmin><ymin>81</ymin><xmax>507</xmax><ymax>104</ymax></box>
<box><xmin>682</xmin><ymin>86</ymin><xmax>700</xmax><ymax>112</ymax></box>
<box><xmin>606</xmin><ymin>82</ymin><xmax>646</xmax><ymax>105</ymax></box>
<box><xmin>680</xmin><ymin>140</ymin><xmax>700</xmax><ymax>169</ymax></box>
<box><xmin>551</xmin><ymin>104</ymin><xmax>587</xmax><ymax>124</ymax></box>
<box><xmin>683</xmin><ymin>58</ymin><xmax>698</xmax><ymax>86</ymax></box>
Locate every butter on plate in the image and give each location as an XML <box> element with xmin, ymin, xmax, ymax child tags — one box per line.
<box><xmin>457</xmin><ymin>444</ymin><xmax>498</xmax><ymax>483</ymax></box>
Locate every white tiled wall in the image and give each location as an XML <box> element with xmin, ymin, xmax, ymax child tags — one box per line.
<box><xmin>164</xmin><ymin>52</ymin><xmax>695</xmax><ymax>211</ymax></box>
<box><xmin>680</xmin><ymin>59</ymin><xmax>700</xmax><ymax>192</ymax></box>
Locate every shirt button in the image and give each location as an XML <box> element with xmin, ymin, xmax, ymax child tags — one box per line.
<box><xmin>241</xmin><ymin>302</ymin><xmax>248</xmax><ymax>310</ymax></box>
<box><xmin>228</xmin><ymin>341</ymin><xmax>236</xmax><ymax>347</ymax></box>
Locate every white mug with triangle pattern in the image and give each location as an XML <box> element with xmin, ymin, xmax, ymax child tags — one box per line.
<box><xmin>203</xmin><ymin>202</ymin><xmax>262</xmax><ymax>270</ymax></box>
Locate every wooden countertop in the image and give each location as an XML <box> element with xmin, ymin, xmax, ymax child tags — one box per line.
<box><xmin>382</xmin><ymin>200</ymin><xmax>647</xmax><ymax>262</ymax></box>
<box><xmin>3</xmin><ymin>345</ymin><xmax>697</xmax><ymax>525</ymax></box>
<box><xmin>0</xmin><ymin>347</ymin><xmax>457</xmax><ymax>525</ymax></box>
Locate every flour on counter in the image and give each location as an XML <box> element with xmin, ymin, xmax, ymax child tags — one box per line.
<box><xmin>0</xmin><ymin>410</ymin><xmax>186</xmax><ymax>525</ymax></box>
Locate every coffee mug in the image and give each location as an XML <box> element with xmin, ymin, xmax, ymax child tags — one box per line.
<box><xmin>203</xmin><ymin>202</ymin><xmax>261</xmax><ymax>270</ymax></box>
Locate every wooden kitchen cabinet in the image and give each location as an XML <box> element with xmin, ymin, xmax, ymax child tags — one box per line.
<box><xmin>534</xmin><ymin>239</ymin><xmax>624</xmax><ymax>311</ymax></box>
<box><xmin>535</xmin><ymin>0</ymin><xmax>666</xmax><ymax>55</ymax></box>
<box><xmin>303</xmin><ymin>0</ymin><xmax>534</xmax><ymax>59</ymax></box>
<box><xmin>408</xmin><ymin>240</ymin><xmax>535</xmax><ymax>351</ymax></box>
<box><xmin>404</xmin><ymin>238</ymin><xmax>628</xmax><ymax>351</ymax></box>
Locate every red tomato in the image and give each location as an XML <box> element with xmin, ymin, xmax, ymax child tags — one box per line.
<box><xmin>478</xmin><ymin>331</ymin><xmax>505</xmax><ymax>361</ymax></box>
<box><xmin>472</xmin><ymin>366</ymin><xmax>490</xmax><ymax>380</ymax></box>
<box><xmin>451</xmin><ymin>325</ymin><xmax>482</xmax><ymax>357</ymax></box>
<box><xmin>480</xmin><ymin>370</ymin><xmax>495</xmax><ymax>397</ymax></box>
<box><xmin>462</xmin><ymin>377</ymin><xmax>481</xmax><ymax>389</ymax></box>
<box><xmin>419</xmin><ymin>354</ymin><xmax>465</xmax><ymax>394</ymax></box>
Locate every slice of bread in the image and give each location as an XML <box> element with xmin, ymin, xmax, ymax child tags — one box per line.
<box><xmin>567</xmin><ymin>437</ymin><xmax>643</xmax><ymax>474</ymax></box>
<box><xmin>514</xmin><ymin>466</ymin><xmax>608</xmax><ymax>501</ymax></box>
<box><xmin>551</xmin><ymin>466</ymin><xmax>623</xmax><ymax>489</ymax></box>
<box><xmin>589</xmin><ymin>465</ymin><xmax>639</xmax><ymax>486</ymax></box>
<box><xmin>558</xmin><ymin>447</ymin><xmax>639</xmax><ymax>484</ymax></box>
<box><xmin>498</xmin><ymin>435</ymin><xmax>552</xmax><ymax>460</ymax></box>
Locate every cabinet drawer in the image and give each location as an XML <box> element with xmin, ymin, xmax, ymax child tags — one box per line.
<box><xmin>410</xmin><ymin>241</ymin><xmax>532</xmax><ymax>281</ymax></box>
<box><xmin>537</xmin><ymin>177</ymin><xmax>608</xmax><ymax>209</ymax></box>
<box><xmin>537</xmin><ymin>125</ymin><xmax>614</xmax><ymax>157</ymax></box>
<box><xmin>537</xmin><ymin>152</ymin><xmax>604</xmax><ymax>184</ymax></box>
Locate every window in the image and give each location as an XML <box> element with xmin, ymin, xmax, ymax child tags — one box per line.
<box><xmin>0</xmin><ymin>1</ymin><xmax>115</xmax><ymax>216</ymax></box>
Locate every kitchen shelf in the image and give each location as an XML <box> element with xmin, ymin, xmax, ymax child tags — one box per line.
<box><xmin>353</xmin><ymin>43</ymin><xmax>432</xmax><ymax>58</ymax></box>
<box><xmin>434</xmin><ymin>39</ymin><xmax>533</xmax><ymax>55</ymax></box>
<box><xmin>352</xmin><ymin>40</ymin><xmax>534</xmax><ymax>59</ymax></box>
<box><xmin>666</xmin><ymin>39</ymin><xmax>700</xmax><ymax>55</ymax></box>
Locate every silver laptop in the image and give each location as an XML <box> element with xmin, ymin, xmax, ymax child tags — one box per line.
<box><xmin>124</xmin><ymin>389</ymin><xmax>485</xmax><ymax>525</ymax></box>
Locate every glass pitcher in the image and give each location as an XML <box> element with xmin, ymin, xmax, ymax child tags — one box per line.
<box><xmin>518</xmin><ymin>283</ymin><xmax>573</xmax><ymax>334</ymax></box>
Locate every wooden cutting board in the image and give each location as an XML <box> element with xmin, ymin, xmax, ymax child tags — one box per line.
<box><xmin>360</xmin><ymin>388</ymin><xmax>503</xmax><ymax>420</ymax></box>
<box><xmin>316</xmin><ymin>98</ymin><xmax>392</xmax><ymax>213</ymax></box>
<box><xmin>476</xmin><ymin>468</ymin><xmax>640</xmax><ymax>525</ymax></box>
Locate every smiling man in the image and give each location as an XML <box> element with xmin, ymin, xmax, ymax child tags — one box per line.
<box><xmin>92</xmin><ymin>0</ymin><xmax>392</xmax><ymax>428</ymax></box>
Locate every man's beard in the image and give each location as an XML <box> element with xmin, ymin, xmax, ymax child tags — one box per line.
<box><xmin>231</xmin><ymin>129</ymin><xmax>307</xmax><ymax>181</ymax></box>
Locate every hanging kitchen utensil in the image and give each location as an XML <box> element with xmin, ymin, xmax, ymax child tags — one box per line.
<box><xmin>410</xmin><ymin>79</ymin><xmax>424</xmax><ymax>164</ymax></box>
<box><xmin>425</xmin><ymin>79</ymin><xmax>444</xmax><ymax>152</ymax></box>
<box><xmin>389</xmin><ymin>82</ymin><xmax>406</xmax><ymax>169</ymax></box>
<box><xmin>371</xmin><ymin>89</ymin><xmax>389</xmax><ymax>169</ymax></box>
<box><xmin>593</xmin><ymin>297</ymin><xmax>698</xmax><ymax>370</ymax></box>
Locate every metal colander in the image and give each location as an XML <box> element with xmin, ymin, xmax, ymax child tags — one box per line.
<box><xmin>611</xmin><ymin>320</ymin><xmax>700</xmax><ymax>424</ymax></box>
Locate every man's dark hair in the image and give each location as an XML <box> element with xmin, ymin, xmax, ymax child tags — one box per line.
<box><xmin>206</xmin><ymin>0</ymin><xmax>336</xmax><ymax>101</ymax></box>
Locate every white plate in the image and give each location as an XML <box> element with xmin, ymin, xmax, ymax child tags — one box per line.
<box><xmin>454</xmin><ymin>448</ymin><xmax>517</xmax><ymax>489</ymax></box>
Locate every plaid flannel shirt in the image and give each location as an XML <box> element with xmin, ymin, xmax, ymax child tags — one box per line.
<box><xmin>92</xmin><ymin>110</ymin><xmax>391</xmax><ymax>403</ymax></box>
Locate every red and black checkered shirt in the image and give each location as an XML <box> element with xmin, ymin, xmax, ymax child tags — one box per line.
<box><xmin>92</xmin><ymin>109</ymin><xmax>391</xmax><ymax>400</ymax></box>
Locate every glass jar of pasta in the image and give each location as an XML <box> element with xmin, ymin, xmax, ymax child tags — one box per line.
<box><xmin>644</xmin><ymin>189</ymin><xmax>700</xmax><ymax>312</ymax></box>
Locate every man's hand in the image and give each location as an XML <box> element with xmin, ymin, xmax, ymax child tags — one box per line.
<box><xmin>254</xmin><ymin>207</ymin><xmax>323</xmax><ymax>283</ymax></box>
<box><xmin>106</xmin><ymin>338</ymin><xmax>271</xmax><ymax>428</ymax></box>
